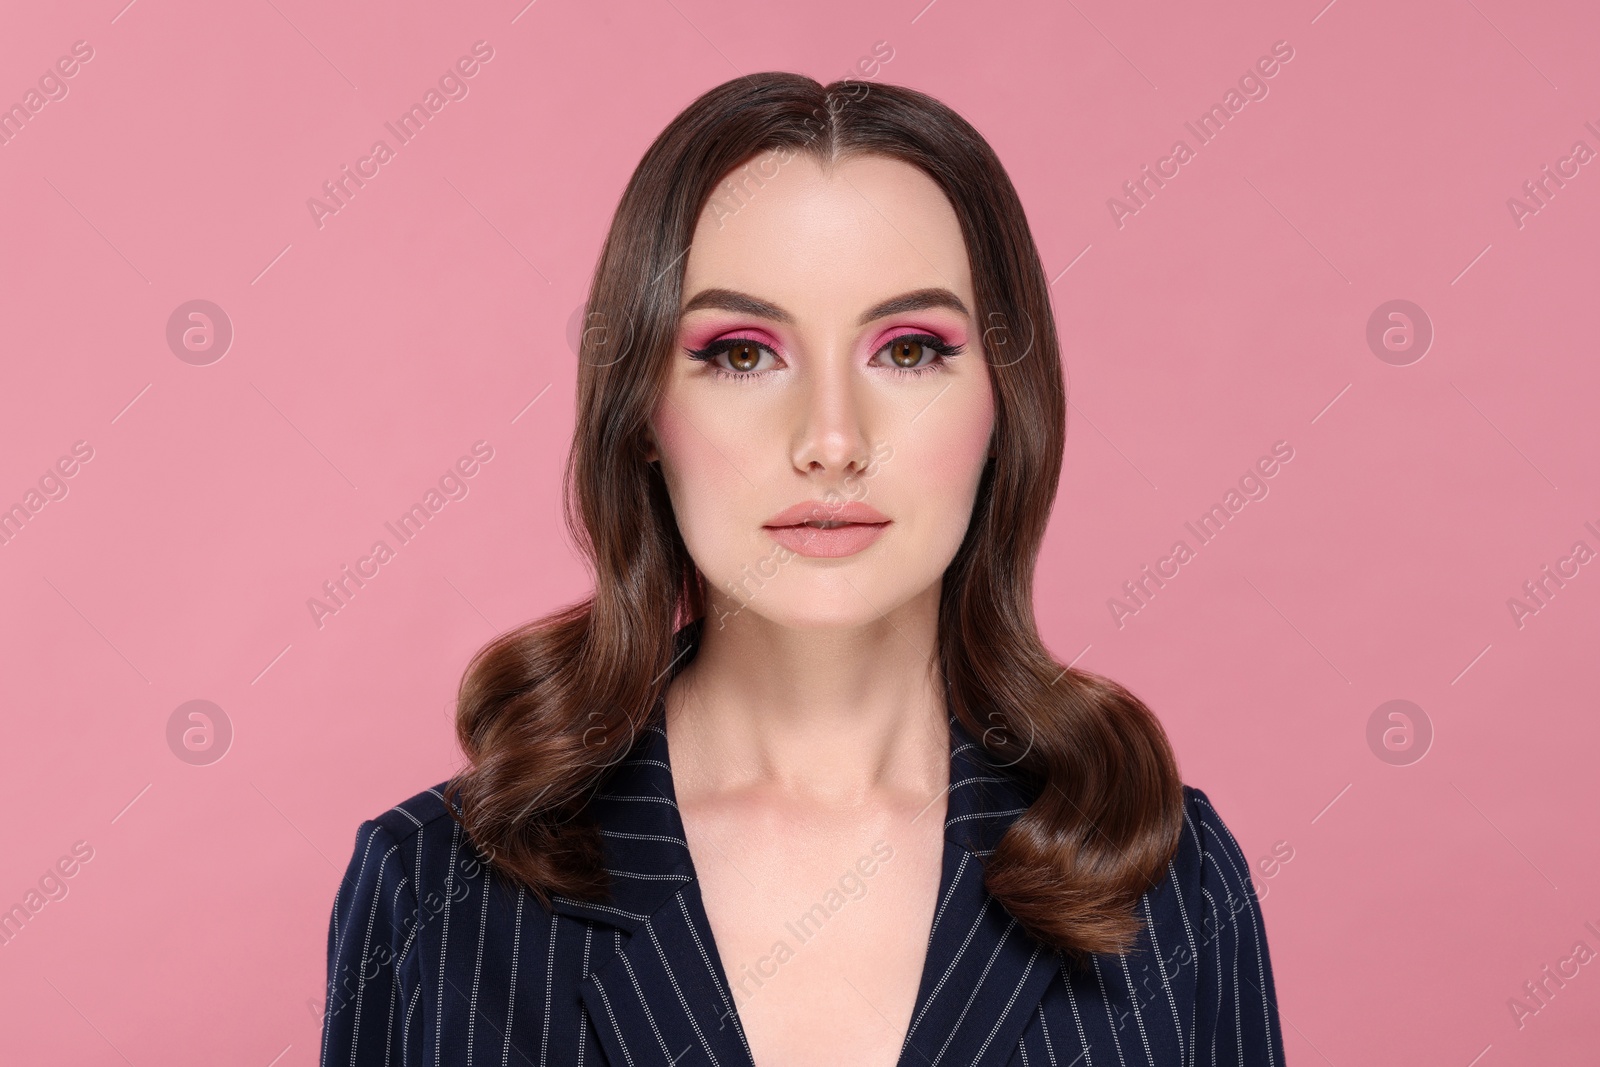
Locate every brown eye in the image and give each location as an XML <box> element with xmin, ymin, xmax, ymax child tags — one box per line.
<box><xmin>874</xmin><ymin>333</ymin><xmax>961</xmax><ymax>373</ymax></box>
<box><xmin>888</xmin><ymin>339</ymin><xmax>927</xmax><ymax>368</ymax></box>
<box><xmin>686</xmin><ymin>337</ymin><xmax>778</xmax><ymax>377</ymax></box>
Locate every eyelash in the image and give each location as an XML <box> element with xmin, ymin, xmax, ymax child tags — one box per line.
<box><xmin>686</xmin><ymin>333</ymin><xmax>965</xmax><ymax>382</ymax></box>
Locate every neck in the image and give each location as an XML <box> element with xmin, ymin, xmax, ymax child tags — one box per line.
<box><xmin>663</xmin><ymin>584</ymin><xmax>950</xmax><ymax>808</ymax></box>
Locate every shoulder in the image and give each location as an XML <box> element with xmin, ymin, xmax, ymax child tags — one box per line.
<box><xmin>357</xmin><ymin>779</ymin><xmax>463</xmax><ymax>847</ymax></box>
<box><xmin>322</xmin><ymin>782</ymin><xmax>492</xmax><ymax>1052</ymax></box>
<box><xmin>1141</xmin><ymin>782</ymin><xmax>1280</xmax><ymax>998</ymax></box>
<box><xmin>334</xmin><ymin>779</ymin><xmax>490</xmax><ymax>910</ymax></box>
<box><xmin>1166</xmin><ymin>783</ymin><xmax>1259</xmax><ymax>899</ymax></box>
<box><xmin>1151</xmin><ymin>785</ymin><xmax>1287</xmax><ymax>1062</ymax></box>
<box><xmin>1142</xmin><ymin>783</ymin><xmax>1266</xmax><ymax>942</ymax></box>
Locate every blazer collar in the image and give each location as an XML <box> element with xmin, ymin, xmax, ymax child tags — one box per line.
<box><xmin>551</xmin><ymin>684</ymin><xmax>1061</xmax><ymax>1067</ymax></box>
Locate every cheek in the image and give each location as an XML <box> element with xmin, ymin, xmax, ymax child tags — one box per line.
<box><xmin>650</xmin><ymin>398</ymin><xmax>749</xmax><ymax>545</ymax></box>
<box><xmin>894</xmin><ymin>382</ymin><xmax>994</xmax><ymax>544</ymax></box>
<box><xmin>919</xmin><ymin>382</ymin><xmax>993</xmax><ymax>488</ymax></box>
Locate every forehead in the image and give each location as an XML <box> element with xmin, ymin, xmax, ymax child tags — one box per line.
<box><xmin>681</xmin><ymin>152</ymin><xmax>974</xmax><ymax>317</ymax></box>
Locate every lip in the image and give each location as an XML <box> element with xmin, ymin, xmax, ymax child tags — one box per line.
<box><xmin>762</xmin><ymin>500</ymin><xmax>891</xmax><ymax>559</ymax></box>
<box><xmin>765</xmin><ymin>521</ymin><xmax>889</xmax><ymax>558</ymax></box>
<box><xmin>763</xmin><ymin>500</ymin><xmax>889</xmax><ymax>527</ymax></box>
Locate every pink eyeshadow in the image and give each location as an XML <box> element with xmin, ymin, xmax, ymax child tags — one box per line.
<box><xmin>678</xmin><ymin>321</ymin><xmax>783</xmax><ymax>353</ymax></box>
<box><xmin>865</xmin><ymin>322</ymin><xmax>967</xmax><ymax>352</ymax></box>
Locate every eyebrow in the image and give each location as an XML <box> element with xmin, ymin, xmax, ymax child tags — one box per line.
<box><xmin>678</xmin><ymin>286</ymin><xmax>970</xmax><ymax>327</ymax></box>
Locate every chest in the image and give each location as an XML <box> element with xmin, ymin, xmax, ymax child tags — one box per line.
<box><xmin>485</xmin><ymin>823</ymin><xmax>1198</xmax><ymax>1067</ymax></box>
<box><xmin>680</xmin><ymin>803</ymin><xmax>947</xmax><ymax>1067</ymax></box>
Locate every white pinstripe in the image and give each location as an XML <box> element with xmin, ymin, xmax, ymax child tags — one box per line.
<box><xmin>434</xmin><ymin>820</ymin><xmax>461</xmax><ymax>1067</ymax></box>
<box><xmin>975</xmin><ymin>940</ymin><xmax>1044</xmax><ymax>1060</ymax></box>
<box><xmin>388</xmin><ymin>803</ymin><xmax>425</xmax><ymax>829</ymax></box>
<box><xmin>1038</xmin><ymin>1002</ymin><xmax>1060</xmax><ymax>1067</ymax></box>
<box><xmin>390</xmin><ymin>875</ymin><xmax>410</xmax><ymax>925</ymax></box>
<box><xmin>1090</xmin><ymin>956</ymin><xmax>1130</xmax><ymax>1067</ymax></box>
<box><xmin>1116</xmin><ymin>952</ymin><xmax>1155</xmax><ymax>1065</ymax></box>
<box><xmin>413</xmin><ymin>825</ymin><xmax>424</xmax><ymax>963</ymax></box>
<box><xmin>393</xmin><ymin>887</ymin><xmax>424</xmax><ymax>972</ymax></box>
<box><xmin>1059</xmin><ymin>956</ymin><xmax>1094</xmax><ymax>1067</ymax></box>
<box><xmin>645</xmin><ymin>915</ymin><xmax>721</xmax><ymax>1066</ymax></box>
<box><xmin>383</xmin><ymin>950</ymin><xmax>400</xmax><ymax>1067</ymax></box>
<box><xmin>467</xmin><ymin>865</ymin><xmax>492</xmax><ymax>1065</ymax></box>
<box><xmin>600</xmin><ymin>829</ymin><xmax>689</xmax><ymax>847</ymax></box>
<box><xmin>383</xmin><ymin>866</ymin><xmax>414</xmax><ymax>1066</ymax></box>
<box><xmin>927</xmin><ymin>851</ymin><xmax>971</xmax><ymax>941</ymax></box>
<box><xmin>1143</xmin><ymin>893</ymin><xmax>1185</xmax><ymax>1063</ymax></box>
<box><xmin>349</xmin><ymin>836</ymin><xmax>399</xmax><ymax>1066</ymax></box>
<box><xmin>945</xmin><ymin>807</ymin><xmax>1029</xmax><ymax>825</ymax></box>
<box><xmin>332</xmin><ymin>827</ymin><xmax>381</xmax><ymax>997</ymax></box>
<box><xmin>1200</xmin><ymin>857</ymin><xmax>1246</xmax><ymax>1067</ymax></box>
<box><xmin>550</xmin><ymin>898</ymin><xmax>652</xmax><ymax>923</ymax></box>
<box><xmin>1198</xmin><ymin>888</ymin><xmax>1224</xmax><ymax>1067</ymax></box>
<box><xmin>541</xmin><ymin>912</ymin><xmax>557</xmax><ymax>1067</ymax></box>
<box><xmin>929</xmin><ymin>914</ymin><xmax>1019</xmax><ymax>1066</ymax></box>
<box><xmin>403</xmin><ymin>979</ymin><xmax>423</xmax><ymax>1065</ymax></box>
<box><xmin>903</xmin><ymin>869</ymin><xmax>988</xmax><ymax>1046</ymax></box>
<box><xmin>590</xmin><ymin>971</ymin><xmax>635</xmax><ymax>1067</ymax></box>
<box><xmin>616</xmin><ymin>927</ymin><xmax>675</xmax><ymax>1062</ymax></box>
<box><xmin>618</xmin><ymin>757</ymin><xmax>671</xmax><ymax>772</ymax></box>
<box><xmin>577</xmin><ymin>923</ymin><xmax>594</xmax><ymax>1067</ymax></box>
<box><xmin>949</xmin><ymin>774</ymin><xmax>1014</xmax><ymax>790</ymax></box>
<box><xmin>502</xmin><ymin>889</ymin><xmax>524</xmax><ymax>1067</ymax></box>
<box><xmin>1195</xmin><ymin>804</ymin><xmax>1277</xmax><ymax>1067</ymax></box>
<box><xmin>605</xmin><ymin>869</ymin><xmax>694</xmax><ymax>884</ymax></box>
<box><xmin>1167</xmin><ymin>849</ymin><xmax>1201</xmax><ymax>1067</ymax></box>
<box><xmin>673</xmin><ymin>892</ymin><xmax>752</xmax><ymax>1060</ymax></box>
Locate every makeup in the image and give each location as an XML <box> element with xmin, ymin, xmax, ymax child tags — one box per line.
<box><xmin>763</xmin><ymin>500</ymin><xmax>890</xmax><ymax>559</ymax></box>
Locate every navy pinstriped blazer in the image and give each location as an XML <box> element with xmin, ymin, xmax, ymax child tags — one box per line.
<box><xmin>320</xmin><ymin>703</ymin><xmax>1286</xmax><ymax>1066</ymax></box>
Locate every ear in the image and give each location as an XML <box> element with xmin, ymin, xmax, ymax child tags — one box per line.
<box><xmin>643</xmin><ymin>429</ymin><xmax>660</xmax><ymax>464</ymax></box>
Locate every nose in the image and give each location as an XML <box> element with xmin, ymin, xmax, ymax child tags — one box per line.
<box><xmin>791</xmin><ymin>347</ymin><xmax>875</xmax><ymax>478</ymax></box>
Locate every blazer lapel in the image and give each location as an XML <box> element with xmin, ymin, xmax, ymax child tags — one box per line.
<box><xmin>554</xmin><ymin>699</ymin><xmax>1060</xmax><ymax>1067</ymax></box>
<box><xmin>555</xmin><ymin>712</ymin><xmax>757</xmax><ymax>1067</ymax></box>
<box><xmin>897</xmin><ymin>720</ymin><xmax>1062</xmax><ymax>1066</ymax></box>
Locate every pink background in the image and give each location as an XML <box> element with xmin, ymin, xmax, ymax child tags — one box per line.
<box><xmin>2</xmin><ymin>0</ymin><xmax>1596</xmax><ymax>1062</ymax></box>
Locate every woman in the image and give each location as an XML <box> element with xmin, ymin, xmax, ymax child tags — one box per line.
<box><xmin>321</xmin><ymin>72</ymin><xmax>1286</xmax><ymax>1067</ymax></box>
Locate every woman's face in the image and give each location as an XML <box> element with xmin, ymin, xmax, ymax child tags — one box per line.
<box><xmin>646</xmin><ymin>151</ymin><xmax>996</xmax><ymax>632</ymax></box>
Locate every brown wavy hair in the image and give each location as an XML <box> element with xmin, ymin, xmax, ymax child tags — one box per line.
<box><xmin>445</xmin><ymin>71</ymin><xmax>1184</xmax><ymax>964</ymax></box>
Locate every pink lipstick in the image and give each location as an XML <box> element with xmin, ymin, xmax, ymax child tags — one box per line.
<box><xmin>762</xmin><ymin>500</ymin><xmax>890</xmax><ymax>559</ymax></box>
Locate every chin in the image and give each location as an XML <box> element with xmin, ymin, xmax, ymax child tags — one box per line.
<box><xmin>720</xmin><ymin>573</ymin><xmax>930</xmax><ymax>633</ymax></box>
<box><xmin>736</xmin><ymin>602</ymin><xmax>891</xmax><ymax>633</ymax></box>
